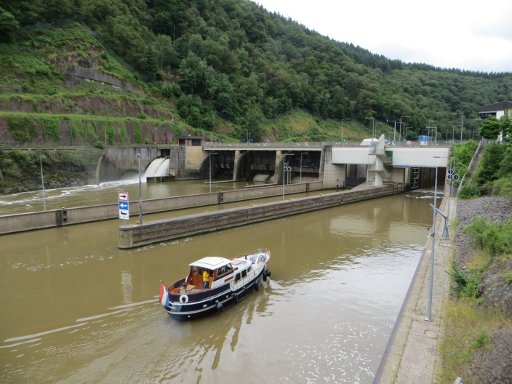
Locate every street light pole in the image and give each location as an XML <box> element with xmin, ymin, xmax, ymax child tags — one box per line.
<box><xmin>299</xmin><ymin>152</ymin><xmax>308</xmax><ymax>183</ymax></box>
<box><xmin>460</xmin><ymin>115</ymin><xmax>464</xmax><ymax>141</ymax></box>
<box><xmin>282</xmin><ymin>153</ymin><xmax>294</xmax><ymax>200</ymax></box>
<box><xmin>399</xmin><ymin>115</ymin><xmax>410</xmax><ymax>143</ymax></box>
<box><xmin>341</xmin><ymin>118</ymin><xmax>350</xmax><ymax>143</ymax></box>
<box><xmin>366</xmin><ymin>117</ymin><xmax>375</xmax><ymax>138</ymax></box>
<box><xmin>137</xmin><ymin>153</ymin><xmax>143</xmax><ymax>225</ymax></box>
<box><xmin>40</xmin><ymin>155</ymin><xmax>46</xmax><ymax>211</ymax></box>
<box><xmin>427</xmin><ymin>165</ymin><xmax>438</xmax><ymax>321</ymax></box>
<box><xmin>209</xmin><ymin>152</ymin><xmax>217</xmax><ymax>193</ymax></box>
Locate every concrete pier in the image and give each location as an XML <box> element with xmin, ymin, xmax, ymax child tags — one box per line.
<box><xmin>118</xmin><ymin>184</ymin><xmax>405</xmax><ymax>249</ymax></box>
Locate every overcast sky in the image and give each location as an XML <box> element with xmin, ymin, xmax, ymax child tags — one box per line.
<box><xmin>253</xmin><ymin>0</ymin><xmax>512</xmax><ymax>73</ymax></box>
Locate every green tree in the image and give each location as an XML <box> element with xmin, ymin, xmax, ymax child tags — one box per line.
<box><xmin>0</xmin><ymin>6</ymin><xmax>19</xmax><ymax>41</ymax></box>
<box><xmin>474</xmin><ymin>143</ymin><xmax>506</xmax><ymax>190</ymax></box>
<box><xmin>480</xmin><ymin>117</ymin><xmax>501</xmax><ymax>140</ymax></box>
<box><xmin>500</xmin><ymin>115</ymin><xmax>512</xmax><ymax>142</ymax></box>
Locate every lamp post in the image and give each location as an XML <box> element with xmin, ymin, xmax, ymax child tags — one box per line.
<box><xmin>427</xmin><ymin>164</ymin><xmax>438</xmax><ymax>321</ymax></box>
<box><xmin>460</xmin><ymin>115</ymin><xmax>464</xmax><ymax>141</ymax></box>
<box><xmin>367</xmin><ymin>116</ymin><xmax>375</xmax><ymax>138</ymax></box>
<box><xmin>209</xmin><ymin>152</ymin><xmax>218</xmax><ymax>193</ymax></box>
<box><xmin>137</xmin><ymin>153</ymin><xmax>143</xmax><ymax>225</ymax></box>
<box><xmin>40</xmin><ymin>155</ymin><xmax>46</xmax><ymax>211</ymax></box>
<box><xmin>299</xmin><ymin>152</ymin><xmax>309</xmax><ymax>183</ymax></box>
<box><xmin>399</xmin><ymin>115</ymin><xmax>410</xmax><ymax>143</ymax></box>
<box><xmin>427</xmin><ymin>155</ymin><xmax>449</xmax><ymax>321</ymax></box>
<box><xmin>282</xmin><ymin>153</ymin><xmax>294</xmax><ymax>200</ymax></box>
<box><xmin>341</xmin><ymin>118</ymin><xmax>350</xmax><ymax>143</ymax></box>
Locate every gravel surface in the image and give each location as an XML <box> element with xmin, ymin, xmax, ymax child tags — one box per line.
<box><xmin>454</xmin><ymin>196</ymin><xmax>512</xmax><ymax>383</ymax></box>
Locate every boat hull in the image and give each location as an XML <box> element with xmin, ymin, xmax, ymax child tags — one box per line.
<box><xmin>165</xmin><ymin>269</ymin><xmax>267</xmax><ymax>320</ymax></box>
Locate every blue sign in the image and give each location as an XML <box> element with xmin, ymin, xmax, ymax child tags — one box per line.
<box><xmin>118</xmin><ymin>191</ymin><xmax>129</xmax><ymax>220</ymax></box>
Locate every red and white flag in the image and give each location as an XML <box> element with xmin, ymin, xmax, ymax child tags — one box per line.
<box><xmin>159</xmin><ymin>281</ymin><xmax>170</xmax><ymax>307</ymax></box>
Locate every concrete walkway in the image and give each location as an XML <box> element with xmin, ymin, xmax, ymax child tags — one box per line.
<box><xmin>374</xmin><ymin>194</ymin><xmax>456</xmax><ymax>383</ymax></box>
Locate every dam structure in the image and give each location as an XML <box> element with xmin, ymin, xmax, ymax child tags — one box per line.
<box><xmin>105</xmin><ymin>135</ymin><xmax>450</xmax><ymax>190</ymax></box>
<box><xmin>117</xmin><ymin>136</ymin><xmax>449</xmax><ymax>248</ymax></box>
<box><xmin>0</xmin><ymin>137</ymin><xmax>449</xmax><ymax>235</ymax></box>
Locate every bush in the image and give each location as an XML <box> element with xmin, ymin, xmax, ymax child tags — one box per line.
<box><xmin>474</xmin><ymin>143</ymin><xmax>506</xmax><ymax>187</ymax></box>
<box><xmin>7</xmin><ymin>116</ymin><xmax>37</xmax><ymax>143</ymax></box>
<box><xmin>464</xmin><ymin>217</ymin><xmax>512</xmax><ymax>256</ymax></box>
<box><xmin>161</xmin><ymin>81</ymin><xmax>181</xmax><ymax>98</ymax></box>
<box><xmin>472</xmin><ymin>330</ymin><xmax>491</xmax><ymax>349</ymax></box>
<box><xmin>491</xmin><ymin>177</ymin><xmax>512</xmax><ymax>199</ymax></box>
<box><xmin>41</xmin><ymin>117</ymin><xmax>60</xmax><ymax>142</ymax></box>
<box><xmin>449</xmin><ymin>261</ymin><xmax>481</xmax><ymax>299</ymax></box>
<box><xmin>458</xmin><ymin>185</ymin><xmax>479</xmax><ymax>199</ymax></box>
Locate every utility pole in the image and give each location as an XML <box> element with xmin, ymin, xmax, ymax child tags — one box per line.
<box><xmin>460</xmin><ymin>115</ymin><xmax>464</xmax><ymax>141</ymax></box>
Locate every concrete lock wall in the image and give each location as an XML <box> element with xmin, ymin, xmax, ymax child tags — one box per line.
<box><xmin>118</xmin><ymin>184</ymin><xmax>405</xmax><ymax>249</ymax></box>
<box><xmin>0</xmin><ymin>181</ymin><xmax>323</xmax><ymax>235</ymax></box>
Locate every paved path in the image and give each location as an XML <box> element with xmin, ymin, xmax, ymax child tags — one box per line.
<box><xmin>374</xmin><ymin>194</ymin><xmax>456</xmax><ymax>383</ymax></box>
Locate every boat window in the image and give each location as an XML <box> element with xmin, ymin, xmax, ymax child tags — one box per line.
<box><xmin>215</xmin><ymin>264</ymin><xmax>235</xmax><ymax>280</ymax></box>
<box><xmin>241</xmin><ymin>269</ymin><xmax>247</xmax><ymax>278</ymax></box>
<box><xmin>235</xmin><ymin>273</ymin><xmax>241</xmax><ymax>282</ymax></box>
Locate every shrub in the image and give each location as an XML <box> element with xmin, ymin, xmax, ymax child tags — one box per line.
<box><xmin>449</xmin><ymin>261</ymin><xmax>481</xmax><ymax>299</ymax></box>
<box><xmin>472</xmin><ymin>330</ymin><xmax>491</xmax><ymax>349</ymax></box>
<box><xmin>134</xmin><ymin>122</ymin><xmax>143</xmax><ymax>144</ymax></box>
<box><xmin>464</xmin><ymin>217</ymin><xmax>512</xmax><ymax>256</ymax></box>
<box><xmin>458</xmin><ymin>185</ymin><xmax>479</xmax><ymax>199</ymax></box>
<box><xmin>6</xmin><ymin>116</ymin><xmax>37</xmax><ymax>143</ymax></box>
<box><xmin>491</xmin><ymin>177</ymin><xmax>512</xmax><ymax>199</ymax></box>
<box><xmin>41</xmin><ymin>117</ymin><xmax>60</xmax><ymax>142</ymax></box>
<box><xmin>161</xmin><ymin>81</ymin><xmax>181</xmax><ymax>98</ymax></box>
<box><xmin>119</xmin><ymin>123</ymin><xmax>128</xmax><ymax>144</ymax></box>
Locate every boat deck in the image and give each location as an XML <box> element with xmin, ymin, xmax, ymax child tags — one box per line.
<box><xmin>171</xmin><ymin>285</ymin><xmax>203</xmax><ymax>295</ymax></box>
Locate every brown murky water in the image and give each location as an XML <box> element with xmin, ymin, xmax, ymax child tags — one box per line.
<box><xmin>0</xmin><ymin>188</ymin><xmax>433</xmax><ymax>383</ymax></box>
<box><xmin>0</xmin><ymin>179</ymin><xmax>263</xmax><ymax>215</ymax></box>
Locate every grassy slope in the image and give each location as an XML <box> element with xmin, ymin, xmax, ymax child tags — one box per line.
<box><xmin>0</xmin><ymin>22</ymin><xmax>372</xmax><ymax>146</ymax></box>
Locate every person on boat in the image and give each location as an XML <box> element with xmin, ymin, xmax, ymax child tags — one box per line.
<box><xmin>202</xmin><ymin>269</ymin><xmax>210</xmax><ymax>290</ymax></box>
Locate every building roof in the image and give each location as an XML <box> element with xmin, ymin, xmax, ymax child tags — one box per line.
<box><xmin>478</xmin><ymin>101</ymin><xmax>512</xmax><ymax>113</ymax></box>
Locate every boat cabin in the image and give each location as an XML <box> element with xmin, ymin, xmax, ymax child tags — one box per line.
<box><xmin>186</xmin><ymin>257</ymin><xmax>235</xmax><ymax>290</ymax></box>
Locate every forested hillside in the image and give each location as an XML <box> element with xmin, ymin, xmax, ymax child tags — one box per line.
<box><xmin>1</xmin><ymin>0</ymin><xmax>512</xmax><ymax>144</ymax></box>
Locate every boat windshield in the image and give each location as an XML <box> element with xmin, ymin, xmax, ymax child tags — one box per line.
<box><xmin>215</xmin><ymin>263</ymin><xmax>234</xmax><ymax>280</ymax></box>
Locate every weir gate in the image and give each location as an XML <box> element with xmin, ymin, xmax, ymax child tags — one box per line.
<box><xmin>100</xmin><ymin>136</ymin><xmax>450</xmax><ymax>190</ymax></box>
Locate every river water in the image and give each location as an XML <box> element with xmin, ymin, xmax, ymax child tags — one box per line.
<box><xmin>0</xmin><ymin>182</ymin><xmax>433</xmax><ymax>383</ymax></box>
<box><xmin>0</xmin><ymin>178</ymin><xmax>255</xmax><ymax>215</ymax></box>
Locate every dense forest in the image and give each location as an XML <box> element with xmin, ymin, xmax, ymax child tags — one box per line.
<box><xmin>1</xmin><ymin>0</ymin><xmax>512</xmax><ymax>143</ymax></box>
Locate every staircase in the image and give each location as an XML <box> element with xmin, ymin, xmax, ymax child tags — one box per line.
<box><xmin>367</xmin><ymin>134</ymin><xmax>393</xmax><ymax>185</ymax></box>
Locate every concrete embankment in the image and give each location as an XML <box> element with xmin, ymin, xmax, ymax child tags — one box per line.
<box><xmin>0</xmin><ymin>182</ymin><xmax>323</xmax><ymax>235</ymax></box>
<box><xmin>118</xmin><ymin>183</ymin><xmax>405</xmax><ymax>249</ymax></box>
